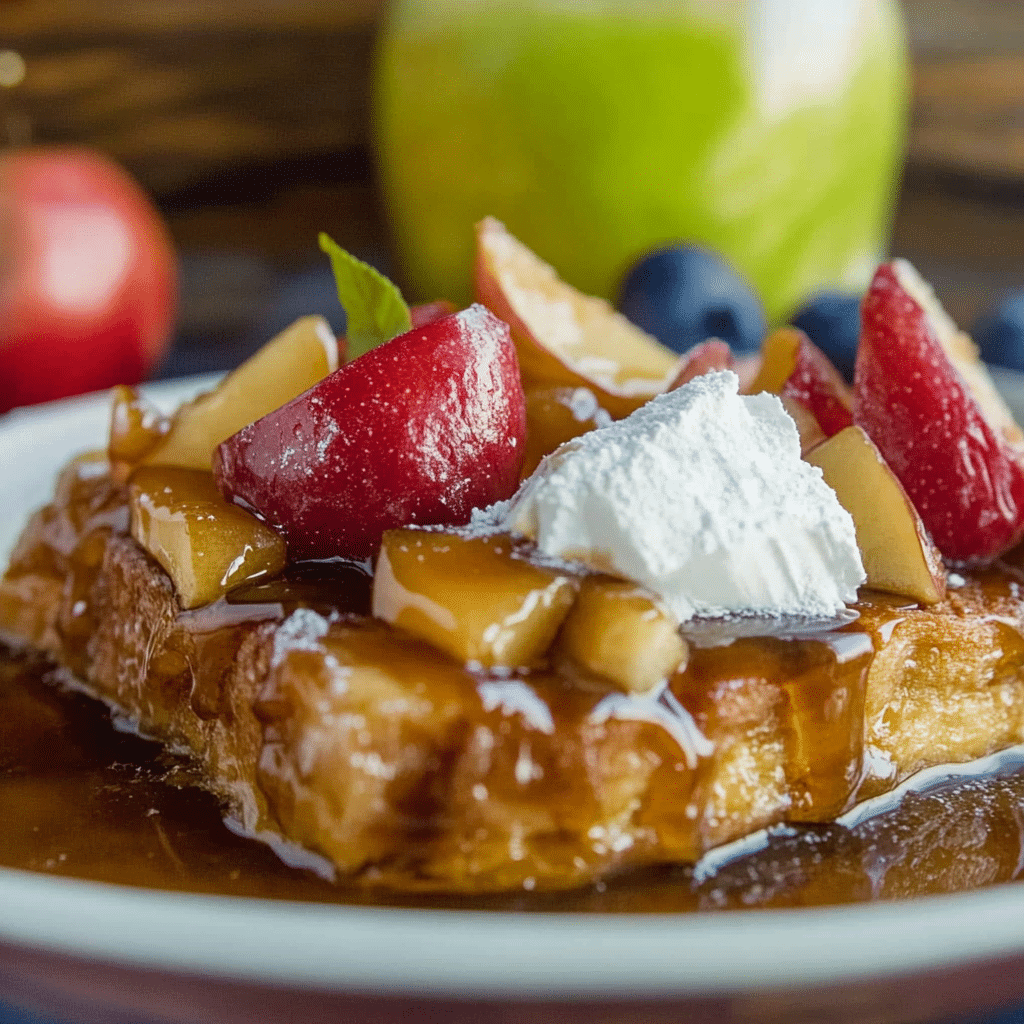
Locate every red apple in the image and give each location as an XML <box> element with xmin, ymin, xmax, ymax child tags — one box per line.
<box><xmin>751</xmin><ymin>326</ymin><xmax>852</xmax><ymax>436</ymax></box>
<box><xmin>780</xmin><ymin>334</ymin><xmax>853</xmax><ymax>438</ymax></box>
<box><xmin>214</xmin><ymin>304</ymin><xmax>527</xmax><ymax>560</ymax></box>
<box><xmin>0</xmin><ymin>147</ymin><xmax>176</xmax><ymax>413</ymax></box>
<box><xmin>854</xmin><ymin>263</ymin><xmax>1024</xmax><ymax>564</ymax></box>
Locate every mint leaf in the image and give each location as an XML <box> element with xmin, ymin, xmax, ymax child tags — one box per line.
<box><xmin>319</xmin><ymin>233</ymin><xmax>412</xmax><ymax>359</ymax></box>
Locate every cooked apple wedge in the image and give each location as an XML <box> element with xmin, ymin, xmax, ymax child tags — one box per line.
<box><xmin>373</xmin><ymin>528</ymin><xmax>579</xmax><ymax>670</ymax></box>
<box><xmin>751</xmin><ymin>327</ymin><xmax>852</xmax><ymax>436</ymax></box>
<box><xmin>805</xmin><ymin>426</ymin><xmax>946</xmax><ymax>605</ymax></box>
<box><xmin>553</xmin><ymin>575</ymin><xmax>688</xmax><ymax>695</ymax></box>
<box><xmin>215</xmin><ymin>305</ymin><xmax>526</xmax><ymax>561</ymax></box>
<box><xmin>143</xmin><ymin>315</ymin><xmax>339</xmax><ymax>471</ymax></box>
<box><xmin>669</xmin><ymin>340</ymin><xmax>733</xmax><ymax>389</ymax></box>
<box><xmin>129</xmin><ymin>466</ymin><xmax>287</xmax><ymax>609</ymax></box>
<box><xmin>474</xmin><ymin>218</ymin><xmax>680</xmax><ymax>419</ymax></box>
<box><xmin>749</xmin><ymin>326</ymin><xmax>802</xmax><ymax>395</ymax></box>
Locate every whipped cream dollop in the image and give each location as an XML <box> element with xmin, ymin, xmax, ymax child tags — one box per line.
<box><xmin>482</xmin><ymin>371</ymin><xmax>864</xmax><ymax>624</ymax></box>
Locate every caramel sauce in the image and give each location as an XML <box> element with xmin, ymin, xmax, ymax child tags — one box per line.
<box><xmin>3</xmin><ymin>645</ymin><xmax>1024</xmax><ymax>911</ymax></box>
<box><xmin>5</xmin><ymin>454</ymin><xmax>1024</xmax><ymax>906</ymax></box>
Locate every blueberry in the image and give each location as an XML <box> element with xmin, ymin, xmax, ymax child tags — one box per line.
<box><xmin>790</xmin><ymin>291</ymin><xmax>861</xmax><ymax>384</ymax></box>
<box><xmin>972</xmin><ymin>291</ymin><xmax>1024</xmax><ymax>373</ymax></box>
<box><xmin>618</xmin><ymin>245</ymin><xmax>765</xmax><ymax>355</ymax></box>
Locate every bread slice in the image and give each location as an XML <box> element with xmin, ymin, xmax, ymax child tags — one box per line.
<box><xmin>4</xmin><ymin>453</ymin><xmax>1024</xmax><ymax>892</ymax></box>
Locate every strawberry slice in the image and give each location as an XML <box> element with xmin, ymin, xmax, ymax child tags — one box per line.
<box><xmin>854</xmin><ymin>263</ymin><xmax>1024</xmax><ymax>565</ymax></box>
<box><xmin>214</xmin><ymin>304</ymin><xmax>527</xmax><ymax>561</ymax></box>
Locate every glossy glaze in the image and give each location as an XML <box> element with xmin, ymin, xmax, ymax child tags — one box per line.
<box><xmin>5</xmin><ymin>456</ymin><xmax>1024</xmax><ymax>896</ymax></box>
<box><xmin>3</xmin><ymin>648</ymin><xmax>1024</xmax><ymax>911</ymax></box>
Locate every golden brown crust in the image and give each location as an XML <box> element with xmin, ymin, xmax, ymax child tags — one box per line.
<box><xmin>5</xmin><ymin>456</ymin><xmax>1024</xmax><ymax>892</ymax></box>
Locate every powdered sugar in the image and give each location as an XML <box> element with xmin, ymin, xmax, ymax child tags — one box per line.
<box><xmin>487</xmin><ymin>371</ymin><xmax>864</xmax><ymax>624</ymax></box>
<box><xmin>272</xmin><ymin>607</ymin><xmax>333</xmax><ymax>666</ymax></box>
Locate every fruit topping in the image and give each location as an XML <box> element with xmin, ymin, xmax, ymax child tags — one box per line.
<box><xmin>374</xmin><ymin>528</ymin><xmax>578</xmax><ymax>670</ymax></box>
<box><xmin>108</xmin><ymin>385</ymin><xmax>169</xmax><ymax>473</ymax></box>
<box><xmin>854</xmin><ymin>262</ymin><xmax>1024</xmax><ymax>565</ymax></box>
<box><xmin>474</xmin><ymin>217</ymin><xmax>680</xmax><ymax>419</ymax></box>
<box><xmin>521</xmin><ymin>385</ymin><xmax>611</xmax><ymax>479</ymax></box>
<box><xmin>669</xmin><ymin>340</ymin><xmax>733</xmax><ymax>388</ymax></box>
<box><xmin>790</xmin><ymin>291</ymin><xmax>861</xmax><ymax>384</ymax></box>
<box><xmin>129</xmin><ymin>466</ymin><xmax>286</xmax><ymax>610</ymax></box>
<box><xmin>892</xmin><ymin>260</ymin><xmax>1022</xmax><ymax>447</ymax></box>
<box><xmin>750</xmin><ymin>327</ymin><xmax>853</xmax><ymax>437</ymax></box>
<box><xmin>489</xmin><ymin>370</ymin><xmax>864</xmax><ymax>625</ymax></box>
<box><xmin>805</xmin><ymin>426</ymin><xmax>946</xmax><ymax>605</ymax></box>
<box><xmin>214</xmin><ymin>305</ymin><xmax>527</xmax><ymax>561</ymax></box>
<box><xmin>779</xmin><ymin>396</ymin><xmax>827</xmax><ymax>456</ymax></box>
<box><xmin>553</xmin><ymin>575</ymin><xmax>688</xmax><ymax>695</ymax></box>
<box><xmin>972</xmin><ymin>290</ymin><xmax>1024</xmax><ymax>374</ymax></box>
<box><xmin>618</xmin><ymin>244</ymin><xmax>766</xmax><ymax>356</ymax></box>
<box><xmin>143</xmin><ymin>315</ymin><xmax>339</xmax><ymax>471</ymax></box>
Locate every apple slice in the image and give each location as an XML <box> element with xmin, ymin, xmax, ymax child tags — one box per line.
<box><xmin>144</xmin><ymin>315</ymin><xmax>339</xmax><ymax>471</ymax></box>
<box><xmin>892</xmin><ymin>259</ymin><xmax>1023</xmax><ymax>446</ymax></box>
<box><xmin>750</xmin><ymin>327</ymin><xmax>853</xmax><ymax>436</ymax></box>
<box><xmin>474</xmin><ymin>217</ymin><xmax>680</xmax><ymax>419</ymax></box>
<box><xmin>855</xmin><ymin>263</ymin><xmax>1024</xmax><ymax>565</ymax></box>
<box><xmin>129</xmin><ymin>466</ymin><xmax>287</xmax><ymax>609</ymax></box>
<box><xmin>214</xmin><ymin>304</ymin><xmax>527</xmax><ymax>561</ymax></box>
<box><xmin>108</xmin><ymin>385</ymin><xmax>169</xmax><ymax>473</ymax></box>
<box><xmin>780</xmin><ymin>396</ymin><xmax>826</xmax><ymax>456</ymax></box>
<box><xmin>805</xmin><ymin>426</ymin><xmax>946</xmax><ymax>605</ymax></box>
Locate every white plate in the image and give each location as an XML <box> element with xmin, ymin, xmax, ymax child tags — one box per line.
<box><xmin>3</xmin><ymin>377</ymin><xmax>1024</xmax><ymax>1024</ymax></box>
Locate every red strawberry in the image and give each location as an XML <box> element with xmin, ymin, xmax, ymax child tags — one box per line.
<box><xmin>854</xmin><ymin>263</ymin><xmax>1024</xmax><ymax>564</ymax></box>
<box><xmin>214</xmin><ymin>304</ymin><xmax>526</xmax><ymax>560</ymax></box>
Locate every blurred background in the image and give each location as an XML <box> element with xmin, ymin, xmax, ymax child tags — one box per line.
<box><xmin>4</xmin><ymin>4</ymin><xmax>1024</xmax><ymax>1023</ymax></box>
<box><xmin>2</xmin><ymin>0</ymin><xmax>1023</xmax><ymax>393</ymax></box>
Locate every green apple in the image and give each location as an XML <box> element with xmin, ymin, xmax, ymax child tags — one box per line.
<box><xmin>373</xmin><ymin>0</ymin><xmax>908</xmax><ymax>322</ymax></box>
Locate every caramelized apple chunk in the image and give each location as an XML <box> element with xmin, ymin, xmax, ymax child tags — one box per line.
<box><xmin>143</xmin><ymin>315</ymin><xmax>339</xmax><ymax>471</ymax></box>
<box><xmin>554</xmin><ymin>575</ymin><xmax>688</xmax><ymax>695</ymax></box>
<box><xmin>521</xmin><ymin>385</ymin><xmax>611</xmax><ymax>479</ymax></box>
<box><xmin>373</xmin><ymin>528</ymin><xmax>579</xmax><ymax>669</ymax></box>
<box><xmin>129</xmin><ymin>466</ymin><xmax>286</xmax><ymax>609</ymax></box>
<box><xmin>805</xmin><ymin>425</ymin><xmax>946</xmax><ymax>605</ymax></box>
<box><xmin>108</xmin><ymin>385</ymin><xmax>169</xmax><ymax>474</ymax></box>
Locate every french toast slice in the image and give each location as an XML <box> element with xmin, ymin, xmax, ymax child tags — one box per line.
<box><xmin>5</xmin><ymin>452</ymin><xmax>1024</xmax><ymax>893</ymax></box>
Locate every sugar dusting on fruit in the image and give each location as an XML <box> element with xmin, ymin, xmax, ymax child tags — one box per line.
<box><xmin>479</xmin><ymin>370</ymin><xmax>865</xmax><ymax>625</ymax></box>
<box><xmin>854</xmin><ymin>263</ymin><xmax>1024</xmax><ymax>564</ymax></box>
